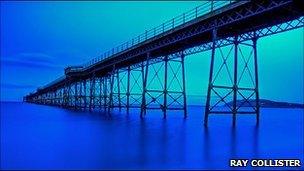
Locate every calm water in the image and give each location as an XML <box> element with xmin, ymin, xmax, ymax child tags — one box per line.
<box><xmin>1</xmin><ymin>102</ymin><xmax>303</xmax><ymax>169</ymax></box>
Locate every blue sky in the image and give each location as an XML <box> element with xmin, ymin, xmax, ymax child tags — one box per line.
<box><xmin>1</xmin><ymin>1</ymin><xmax>303</xmax><ymax>103</ymax></box>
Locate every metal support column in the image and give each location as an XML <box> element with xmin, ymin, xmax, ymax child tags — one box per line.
<box><xmin>103</xmin><ymin>76</ymin><xmax>108</xmax><ymax>110</ymax></box>
<box><xmin>79</xmin><ymin>80</ymin><xmax>83</xmax><ymax>109</ymax></box>
<box><xmin>109</xmin><ymin>65</ymin><xmax>115</xmax><ymax>112</ymax></box>
<box><xmin>99</xmin><ymin>77</ymin><xmax>103</xmax><ymax>109</ymax></box>
<box><xmin>83</xmin><ymin>79</ymin><xmax>87</xmax><ymax>110</ymax></box>
<box><xmin>232</xmin><ymin>35</ymin><xmax>239</xmax><ymax>126</ymax></box>
<box><xmin>126</xmin><ymin>66</ymin><xmax>131</xmax><ymax>113</ymax></box>
<box><xmin>141</xmin><ymin>52</ymin><xmax>150</xmax><ymax>118</ymax></box>
<box><xmin>89</xmin><ymin>74</ymin><xmax>96</xmax><ymax>112</ymax></box>
<box><xmin>116</xmin><ymin>69</ymin><xmax>122</xmax><ymax>111</ymax></box>
<box><xmin>74</xmin><ymin>81</ymin><xmax>78</xmax><ymax>109</ymax></box>
<box><xmin>204</xmin><ymin>29</ymin><xmax>217</xmax><ymax>126</ymax></box>
<box><xmin>163</xmin><ymin>55</ymin><xmax>168</xmax><ymax>118</ymax></box>
<box><xmin>68</xmin><ymin>81</ymin><xmax>72</xmax><ymax>107</ymax></box>
<box><xmin>253</xmin><ymin>32</ymin><xmax>260</xmax><ymax>124</ymax></box>
<box><xmin>181</xmin><ymin>52</ymin><xmax>187</xmax><ymax>118</ymax></box>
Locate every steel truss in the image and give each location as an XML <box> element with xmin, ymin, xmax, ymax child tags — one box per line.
<box><xmin>204</xmin><ymin>29</ymin><xmax>260</xmax><ymax>126</ymax></box>
<box><xmin>140</xmin><ymin>52</ymin><xmax>187</xmax><ymax>118</ymax></box>
<box><xmin>26</xmin><ymin>52</ymin><xmax>188</xmax><ymax>118</ymax></box>
<box><xmin>184</xmin><ymin>17</ymin><xmax>304</xmax><ymax>57</ymax></box>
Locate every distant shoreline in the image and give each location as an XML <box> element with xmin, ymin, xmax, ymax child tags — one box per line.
<box><xmin>225</xmin><ymin>99</ymin><xmax>304</xmax><ymax>109</ymax></box>
<box><xmin>186</xmin><ymin>105</ymin><xmax>304</xmax><ymax>109</ymax></box>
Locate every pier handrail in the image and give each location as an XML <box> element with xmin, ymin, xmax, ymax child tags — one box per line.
<box><xmin>68</xmin><ymin>1</ymin><xmax>237</xmax><ymax>72</ymax></box>
<box><xmin>36</xmin><ymin>0</ymin><xmax>240</xmax><ymax>92</ymax></box>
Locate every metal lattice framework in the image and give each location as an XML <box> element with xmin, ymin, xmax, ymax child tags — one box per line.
<box><xmin>24</xmin><ymin>0</ymin><xmax>304</xmax><ymax>125</ymax></box>
<box><xmin>140</xmin><ymin>52</ymin><xmax>187</xmax><ymax>118</ymax></box>
<box><xmin>204</xmin><ymin>29</ymin><xmax>260</xmax><ymax>126</ymax></box>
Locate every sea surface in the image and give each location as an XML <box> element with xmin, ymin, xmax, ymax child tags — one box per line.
<box><xmin>1</xmin><ymin>102</ymin><xmax>303</xmax><ymax>169</ymax></box>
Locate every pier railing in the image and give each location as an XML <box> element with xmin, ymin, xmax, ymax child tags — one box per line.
<box><xmin>46</xmin><ymin>1</ymin><xmax>239</xmax><ymax>90</ymax></box>
<box><xmin>66</xmin><ymin>1</ymin><xmax>237</xmax><ymax>72</ymax></box>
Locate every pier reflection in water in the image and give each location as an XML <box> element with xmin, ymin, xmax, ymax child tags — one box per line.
<box><xmin>1</xmin><ymin>102</ymin><xmax>303</xmax><ymax>169</ymax></box>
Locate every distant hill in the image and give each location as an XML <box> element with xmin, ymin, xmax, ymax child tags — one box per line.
<box><xmin>226</xmin><ymin>99</ymin><xmax>304</xmax><ymax>108</ymax></box>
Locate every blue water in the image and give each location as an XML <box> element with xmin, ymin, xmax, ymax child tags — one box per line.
<box><xmin>1</xmin><ymin>102</ymin><xmax>303</xmax><ymax>169</ymax></box>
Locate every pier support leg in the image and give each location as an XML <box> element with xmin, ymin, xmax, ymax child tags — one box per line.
<box><xmin>141</xmin><ymin>52</ymin><xmax>187</xmax><ymax>118</ymax></box>
<box><xmin>68</xmin><ymin>82</ymin><xmax>72</xmax><ymax>107</ymax></box>
<box><xmin>181</xmin><ymin>53</ymin><xmax>187</xmax><ymax>118</ymax></box>
<box><xmin>103</xmin><ymin>77</ymin><xmax>107</xmax><ymax>110</ymax></box>
<box><xmin>109</xmin><ymin>66</ymin><xmax>115</xmax><ymax>113</ymax></box>
<box><xmin>99</xmin><ymin>77</ymin><xmax>103</xmax><ymax>109</ymax></box>
<box><xmin>75</xmin><ymin>82</ymin><xmax>78</xmax><ymax>109</ymax></box>
<box><xmin>63</xmin><ymin>82</ymin><xmax>69</xmax><ymax>107</ymax></box>
<box><xmin>204</xmin><ymin>30</ymin><xmax>260</xmax><ymax>126</ymax></box>
<box><xmin>83</xmin><ymin>79</ymin><xmax>87</xmax><ymax>110</ymax></box>
<box><xmin>163</xmin><ymin>55</ymin><xmax>168</xmax><ymax>118</ymax></box>
<box><xmin>116</xmin><ymin>69</ymin><xmax>122</xmax><ymax>111</ymax></box>
<box><xmin>204</xmin><ymin>29</ymin><xmax>217</xmax><ymax>126</ymax></box>
<box><xmin>79</xmin><ymin>80</ymin><xmax>83</xmax><ymax>110</ymax></box>
<box><xmin>140</xmin><ymin>53</ymin><xmax>150</xmax><ymax>118</ymax></box>
<box><xmin>232</xmin><ymin>35</ymin><xmax>239</xmax><ymax>126</ymax></box>
<box><xmin>89</xmin><ymin>74</ymin><xmax>96</xmax><ymax>112</ymax></box>
<box><xmin>126</xmin><ymin>66</ymin><xmax>131</xmax><ymax>113</ymax></box>
<box><xmin>253</xmin><ymin>32</ymin><xmax>260</xmax><ymax>125</ymax></box>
